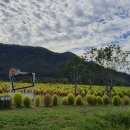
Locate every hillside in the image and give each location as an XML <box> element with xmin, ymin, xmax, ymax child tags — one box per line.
<box><xmin>0</xmin><ymin>43</ymin><xmax>130</xmax><ymax>86</ymax></box>
<box><xmin>0</xmin><ymin>43</ymin><xmax>76</xmax><ymax>80</ymax></box>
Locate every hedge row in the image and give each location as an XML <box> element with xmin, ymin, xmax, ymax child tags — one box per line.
<box><xmin>1</xmin><ymin>92</ymin><xmax>130</xmax><ymax>109</ymax></box>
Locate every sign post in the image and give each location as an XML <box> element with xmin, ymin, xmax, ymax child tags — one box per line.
<box><xmin>9</xmin><ymin>68</ymin><xmax>35</xmax><ymax>99</ymax></box>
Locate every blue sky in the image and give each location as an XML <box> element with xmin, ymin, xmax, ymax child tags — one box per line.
<box><xmin>0</xmin><ymin>0</ymin><xmax>130</xmax><ymax>55</ymax></box>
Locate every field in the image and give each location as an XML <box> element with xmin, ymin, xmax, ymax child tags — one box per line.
<box><xmin>1</xmin><ymin>82</ymin><xmax>130</xmax><ymax>96</ymax></box>
<box><xmin>1</xmin><ymin>106</ymin><xmax>130</xmax><ymax>130</ymax></box>
<box><xmin>1</xmin><ymin>82</ymin><xmax>130</xmax><ymax>130</ymax></box>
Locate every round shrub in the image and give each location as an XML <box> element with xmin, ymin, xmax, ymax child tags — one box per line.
<box><xmin>76</xmin><ymin>95</ymin><xmax>83</xmax><ymax>105</ymax></box>
<box><xmin>14</xmin><ymin>92</ymin><xmax>22</xmax><ymax>108</ymax></box>
<box><xmin>34</xmin><ymin>95</ymin><xmax>41</xmax><ymax>107</ymax></box>
<box><xmin>112</xmin><ymin>95</ymin><xmax>121</xmax><ymax>106</ymax></box>
<box><xmin>123</xmin><ymin>96</ymin><xmax>130</xmax><ymax>106</ymax></box>
<box><xmin>67</xmin><ymin>93</ymin><xmax>75</xmax><ymax>105</ymax></box>
<box><xmin>52</xmin><ymin>94</ymin><xmax>58</xmax><ymax>106</ymax></box>
<box><xmin>86</xmin><ymin>95</ymin><xmax>97</xmax><ymax>106</ymax></box>
<box><xmin>61</xmin><ymin>97</ymin><xmax>68</xmax><ymax>105</ymax></box>
<box><xmin>96</xmin><ymin>96</ymin><xmax>103</xmax><ymax>105</ymax></box>
<box><xmin>44</xmin><ymin>93</ymin><xmax>52</xmax><ymax>107</ymax></box>
<box><xmin>102</xmin><ymin>95</ymin><xmax>110</xmax><ymax>105</ymax></box>
<box><xmin>23</xmin><ymin>96</ymin><xmax>31</xmax><ymax>108</ymax></box>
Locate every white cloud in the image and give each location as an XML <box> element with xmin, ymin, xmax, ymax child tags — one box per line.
<box><xmin>0</xmin><ymin>0</ymin><xmax>130</xmax><ymax>55</ymax></box>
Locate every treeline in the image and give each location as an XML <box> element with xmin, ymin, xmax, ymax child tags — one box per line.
<box><xmin>64</xmin><ymin>44</ymin><xmax>130</xmax><ymax>100</ymax></box>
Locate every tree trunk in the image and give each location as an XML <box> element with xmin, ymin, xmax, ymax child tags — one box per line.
<box><xmin>105</xmin><ymin>85</ymin><xmax>109</xmax><ymax>95</ymax></box>
<box><xmin>74</xmin><ymin>71</ymin><xmax>78</xmax><ymax>96</ymax></box>
<box><xmin>109</xmin><ymin>86</ymin><xmax>113</xmax><ymax>103</ymax></box>
<box><xmin>90</xmin><ymin>83</ymin><xmax>92</xmax><ymax>94</ymax></box>
<box><xmin>109</xmin><ymin>77</ymin><xmax>113</xmax><ymax>103</ymax></box>
<box><xmin>74</xmin><ymin>83</ymin><xmax>77</xmax><ymax>96</ymax></box>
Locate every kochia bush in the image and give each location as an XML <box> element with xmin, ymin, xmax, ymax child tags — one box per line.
<box><xmin>61</xmin><ymin>97</ymin><xmax>68</xmax><ymax>105</ymax></box>
<box><xmin>44</xmin><ymin>93</ymin><xmax>52</xmax><ymax>107</ymax></box>
<box><xmin>112</xmin><ymin>95</ymin><xmax>121</xmax><ymax>106</ymax></box>
<box><xmin>96</xmin><ymin>96</ymin><xmax>103</xmax><ymax>105</ymax></box>
<box><xmin>34</xmin><ymin>95</ymin><xmax>41</xmax><ymax>107</ymax></box>
<box><xmin>14</xmin><ymin>92</ymin><xmax>22</xmax><ymax>108</ymax></box>
<box><xmin>123</xmin><ymin>96</ymin><xmax>130</xmax><ymax>106</ymax></box>
<box><xmin>102</xmin><ymin>95</ymin><xmax>110</xmax><ymax>105</ymax></box>
<box><xmin>86</xmin><ymin>95</ymin><xmax>97</xmax><ymax>106</ymax></box>
<box><xmin>75</xmin><ymin>95</ymin><xmax>83</xmax><ymax>105</ymax></box>
<box><xmin>52</xmin><ymin>94</ymin><xmax>58</xmax><ymax>106</ymax></box>
<box><xmin>23</xmin><ymin>96</ymin><xmax>31</xmax><ymax>108</ymax></box>
<box><xmin>67</xmin><ymin>93</ymin><xmax>75</xmax><ymax>105</ymax></box>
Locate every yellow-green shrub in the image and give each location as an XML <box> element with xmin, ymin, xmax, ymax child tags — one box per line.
<box><xmin>44</xmin><ymin>93</ymin><xmax>52</xmax><ymax>107</ymax></box>
<box><xmin>52</xmin><ymin>94</ymin><xmax>58</xmax><ymax>106</ymax></box>
<box><xmin>14</xmin><ymin>92</ymin><xmax>22</xmax><ymax>108</ymax></box>
<box><xmin>67</xmin><ymin>93</ymin><xmax>75</xmax><ymax>105</ymax></box>
<box><xmin>123</xmin><ymin>96</ymin><xmax>130</xmax><ymax>106</ymax></box>
<box><xmin>102</xmin><ymin>95</ymin><xmax>110</xmax><ymax>105</ymax></box>
<box><xmin>23</xmin><ymin>96</ymin><xmax>31</xmax><ymax>108</ymax></box>
<box><xmin>34</xmin><ymin>95</ymin><xmax>41</xmax><ymax>107</ymax></box>
<box><xmin>86</xmin><ymin>95</ymin><xmax>97</xmax><ymax>106</ymax></box>
<box><xmin>112</xmin><ymin>95</ymin><xmax>121</xmax><ymax>106</ymax></box>
<box><xmin>61</xmin><ymin>97</ymin><xmax>68</xmax><ymax>105</ymax></box>
<box><xmin>96</xmin><ymin>96</ymin><xmax>103</xmax><ymax>105</ymax></box>
<box><xmin>75</xmin><ymin>95</ymin><xmax>83</xmax><ymax>105</ymax></box>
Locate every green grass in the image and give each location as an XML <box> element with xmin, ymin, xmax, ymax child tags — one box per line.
<box><xmin>1</xmin><ymin>82</ymin><xmax>130</xmax><ymax>130</ymax></box>
<box><xmin>1</xmin><ymin>106</ymin><xmax>130</xmax><ymax>130</ymax></box>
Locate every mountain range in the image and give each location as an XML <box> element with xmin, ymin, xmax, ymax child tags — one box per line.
<box><xmin>0</xmin><ymin>43</ymin><xmax>75</xmax><ymax>80</ymax></box>
<box><xmin>0</xmin><ymin>43</ymin><xmax>130</xmax><ymax>86</ymax></box>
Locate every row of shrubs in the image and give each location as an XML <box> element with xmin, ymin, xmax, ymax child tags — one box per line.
<box><xmin>0</xmin><ymin>92</ymin><xmax>130</xmax><ymax>109</ymax></box>
<box><xmin>32</xmin><ymin>89</ymin><xmax>130</xmax><ymax>98</ymax></box>
<box><xmin>61</xmin><ymin>94</ymin><xmax>130</xmax><ymax>106</ymax></box>
<box><xmin>13</xmin><ymin>93</ymin><xmax>130</xmax><ymax>107</ymax></box>
<box><xmin>86</xmin><ymin>95</ymin><xmax>129</xmax><ymax>106</ymax></box>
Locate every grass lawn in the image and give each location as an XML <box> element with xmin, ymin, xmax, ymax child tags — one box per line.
<box><xmin>0</xmin><ymin>106</ymin><xmax>130</xmax><ymax>130</ymax></box>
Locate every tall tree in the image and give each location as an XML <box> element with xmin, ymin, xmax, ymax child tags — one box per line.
<box><xmin>83</xmin><ymin>44</ymin><xmax>129</xmax><ymax>101</ymax></box>
<box><xmin>65</xmin><ymin>57</ymin><xmax>85</xmax><ymax>96</ymax></box>
<box><xmin>82</xmin><ymin>48</ymin><xmax>101</xmax><ymax>94</ymax></box>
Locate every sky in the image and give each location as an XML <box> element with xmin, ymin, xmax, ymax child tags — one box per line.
<box><xmin>0</xmin><ymin>0</ymin><xmax>130</xmax><ymax>56</ymax></box>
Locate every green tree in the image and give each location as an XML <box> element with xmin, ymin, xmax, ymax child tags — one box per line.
<box><xmin>82</xmin><ymin>62</ymin><xmax>99</xmax><ymax>94</ymax></box>
<box><xmin>65</xmin><ymin>57</ymin><xmax>85</xmax><ymax>96</ymax></box>
<box><xmin>82</xmin><ymin>48</ymin><xmax>101</xmax><ymax>94</ymax></box>
<box><xmin>83</xmin><ymin>44</ymin><xmax>129</xmax><ymax>101</ymax></box>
